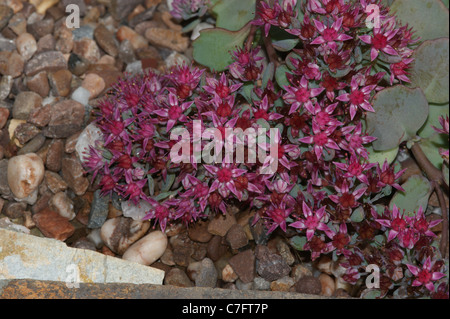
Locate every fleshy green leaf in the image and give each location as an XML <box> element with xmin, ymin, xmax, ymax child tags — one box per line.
<box><xmin>351</xmin><ymin>206</ymin><xmax>365</xmax><ymax>223</ymax></box>
<box><xmin>289</xmin><ymin>235</ymin><xmax>307</xmax><ymax>251</ymax></box>
<box><xmin>417</xmin><ymin>135</ymin><xmax>447</xmax><ymax>169</ymax></box>
<box><xmin>192</xmin><ymin>24</ymin><xmax>251</xmax><ymax>72</ymax></box>
<box><xmin>418</xmin><ymin>103</ymin><xmax>449</xmax><ymax>139</ymax></box>
<box><xmin>272</xmin><ymin>39</ymin><xmax>300</xmax><ymax>52</ymax></box>
<box><xmin>389</xmin><ymin>175</ymin><xmax>432</xmax><ymax>217</ymax></box>
<box><xmin>410</xmin><ymin>38</ymin><xmax>449</xmax><ymax>104</ymax></box>
<box><xmin>212</xmin><ymin>0</ymin><xmax>256</xmax><ymax>31</ymax></box>
<box><xmin>275</xmin><ymin>65</ymin><xmax>291</xmax><ymax>88</ymax></box>
<box><xmin>390</xmin><ymin>0</ymin><xmax>449</xmax><ymax>42</ymax></box>
<box><xmin>360</xmin><ymin>289</ymin><xmax>382</xmax><ymax>299</ymax></box>
<box><xmin>366</xmin><ymin>86</ymin><xmax>429</xmax><ymax>151</ymax></box>
<box><xmin>367</xmin><ymin>143</ymin><xmax>399</xmax><ymax>166</ymax></box>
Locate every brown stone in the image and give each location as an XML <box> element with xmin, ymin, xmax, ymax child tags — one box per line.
<box><xmin>270</xmin><ymin>276</ymin><xmax>295</xmax><ymax>292</ymax></box>
<box><xmin>145</xmin><ymin>28</ymin><xmax>189</xmax><ymax>52</ymax></box>
<box><xmin>0</xmin><ymin>51</ymin><xmax>25</xmax><ymax>78</ymax></box>
<box><xmin>0</xmin><ymin>108</ymin><xmax>9</xmax><ymax>129</ymax></box>
<box><xmin>24</xmin><ymin>51</ymin><xmax>67</xmax><ymax>77</ymax></box>
<box><xmin>228</xmin><ymin>249</ymin><xmax>255</xmax><ymax>284</ymax></box>
<box><xmin>64</xmin><ymin>131</ymin><xmax>82</xmax><ymax>153</ymax></box>
<box><xmin>36</xmin><ymin>34</ymin><xmax>55</xmax><ymax>52</ymax></box>
<box><xmin>294</xmin><ymin>276</ymin><xmax>322</xmax><ymax>295</ymax></box>
<box><xmin>117</xmin><ymin>25</ymin><xmax>148</xmax><ymax>50</ymax></box>
<box><xmin>164</xmin><ymin>268</ymin><xmax>194</xmax><ymax>288</ymax></box>
<box><xmin>206</xmin><ymin>235</ymin><xmax>229</xmax><ymax>262</ymax></box>
<box><xmin>110</xmin><ymin>0</ymin><xmax>145</xmax><ymax>21</ymax></box>
<box><xmin>27</xmin><ymin>18</ymin><xmax>54</xmax><ymax>40</ymax></box>
<box><xmin>44</xmin><ymin>100</ymin><xmax>85</xmax><ymax>138</ymax></box>
<box><xmin>207</xmin><ymin>210</ymin><xmax>237</xmax><ymax>236</ymax></box>
<box><xmin>86</xmin><ymin>64</ymin><xmax>123</xmax><ymax>91</ymax></box>
<box><xmin>44</xmin><ymin>170</ymin><xmax>68</xmax><ymax>194</ymax></box>
<box><xmin>14</xmin><ymin>122</ymin><xmax>40</xmax><ymax>145</ymax></box>
<box><xmin>27</xmin><ymin>103</ymin><xmax>51</xmax><ymax>127</ymax></box>
<box><xmin>12</xmin><ymin>91</ymin><xmax>42</xmax><ymax>120</ymax></box>
<box><xmin>94</xmin><ymin>24</ymin><xmax>118</xmax><ymax>57</ymax></box>
<box><xmin>0</xmin><ymin>5</ymin><xmax>13</xmax><ymax>31</ymax></box>
<box><xmin>187</xmin><ymin>220</ymin><xmax>213</xmax><ymax>243</ymax></box>
<box><xmin>46</xmin><ymin>139</ymin><xmax>64</xmax><ymax>172</ymax></box>
<box><xmin>61</xmin><ymin>153</ymin><xmax>89</xmax><ymax>196</ymax></box>
<box><xmin>16</xmin><ymin>32</ymin><xmax>37</xmax><ymax>60</ymax></box>
<box><xmin>8</xmin><ymin>12</ymin><xmax>27</xmax><ymax>35</ymax></box>
<box><xmin>26</xmin><ymin>71</ymin><xmax>50</xmax><ymax>97</ymax></box>
<box><xmin>31</xmin><ymin>192</ymin><xmax>51</xmax><ymax>214</ymax></box>
<box><xmin>225</xmin><ymin>224</ymin><xmax>249</xmax><ymax>250</ymax></box>
<box><xmin>81</xmin><ymin>73</ymin><xmax>105</xmax><ymax>99</ymax></box>
<box><xmin>48</xmin><ymin>69</ymin><xmax>72</xmax><ymax>97</ymax></box>
<box><xmin>55</xmin><ymin>25</ymin><xmax>73</xmax><ymax>54</ymax></box>
<box><xmin>3</xmin><ymin>201</ymin><xmax>27</xmax><ymax>219</ymax></box>
<box><xmin>73</xmin><ymin>38</ymin><xmax>101</xmax><ymax>63</ymax></box>
<box><xmin>32</xmin><ymin>207</ymin><xmax>75</xmax><ymax>241</ymax></box>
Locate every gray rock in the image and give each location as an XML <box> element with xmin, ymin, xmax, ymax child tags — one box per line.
<box><xmin>255</xmin><ymin>245</ymin><xmax>291</xmax><ymax>282</ymax></box>
<box><xmin>253</xmin><ymin>276</ymin><xmax>271</xmax><ymax>290</ymax></box>
<box><xmin>164</xmin><ymin>268</ymin><xmax>194</xmax><ymax>287</ymax></box>
<box><xmin>0</xmin><ymin>227</ymin><xmax>165</xmax><ymax>285</ymax></box>
<box><xmin>195</xmin><ymin>258</ymin><xmax>218</xmax><ymax>288</ymax></box>
<box><xmin>12</xmin><ymin>91</ymin><xmax>42</xmax><ymax>120</ymax></box>
<box><xmin>88</xmin><ymin>190</ymin><xmax>109</xmax><ymax>229</ymax></box>
<box><xmin>24</xmin><ymin>51</ymin><xmax>68</xmax><ymax>77</ymax></box>
<box><xmin>72</xmin><ymin>25</ymin><xmax>94</xmax><ymax>41</ymax></box>
<box><xmin>110</xmin><ymin>0</ymin><xmax>145</xmax><ymax>21</ymax></box>
<box><xmin>17</xmin><ymin>134</ymin><xmax>46</xmax><ymax>155</ymax></box>
<box><xmin>0</xmin><ymin>5</ymin><xmax>13</xmax><ymax>31</ymax></box>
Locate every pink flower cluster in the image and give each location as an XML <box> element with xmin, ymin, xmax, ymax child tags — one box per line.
<box><xmin>83</xmin><ymin>0</ymin><xmax>447</xmax><ymax>297</ymax></box>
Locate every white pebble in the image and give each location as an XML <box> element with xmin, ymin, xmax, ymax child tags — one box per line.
<box><xmin>71</xmin><ymin>86</ymin><xmax>91</xmax><ymax>106</ymax></box>
<box><xmin>7</xmin><ymin>153</ymin><xmax>44</xmax><ymax>199</ymax></box>
<box><xmin>75</xmin><ymin>122</ymin><xmax>103</xmax><ymax>163</ymax></box>
<box><xmin>121</xmin><ymin>200</ymin><xmax>152</xmax><ymax>221</ymax></box>
<box><xmin>122</xmin><ymin>231</ymin><xmax>168</xmax><ymax>266</ymax></box>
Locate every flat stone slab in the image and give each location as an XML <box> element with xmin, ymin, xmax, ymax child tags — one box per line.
<box><xmin>0</xmin><ymin>228</ymin><xmax>164</xmax><ymax>285</ymax></box>
<box><xmin>0</xmin><ymin>280</ymin><xmax>329</xmax><ymax>299</ymax></box>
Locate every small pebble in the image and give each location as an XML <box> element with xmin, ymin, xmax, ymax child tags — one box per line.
<box><xmin>16</xmin><ymin>32</ymin><xmax>37</xmax><ymax>60</ymax></box>
<box><xmin>7</xmin><ymin>153</ymin><xmax>44</xmax><ymax>199</ymax></box>
<box><xmin>294</xmin><ymin>276</ymin><xmax>322</xmax><ymax>295</ymax></box>
<box><xmin>100</xmin><ymin>216</ymin><xmax>150</xmax><ymax>254</ymax></box>
<box><xmin>195</xmin><ymin>258</ymin><xmax>218</xmax><ymax>288</ymax></box>
<box><xmin>49</xmin><ymin>191</ymin><xmax>76</xmax><ymax>220</ymax></box>
<box><xmin>222</xmin><ymin>264</ymin><xmax>238</xmax><ymax>283</ymax></box>
<box><xmin>122</xmin><ymin>230</ymin><xmax>167</xmax><ymax>265</ymax></box>
<box><xmin>319</xmin><ymin>273</ymin><xmax>336</xmax><ymax>297</ymax></box>
<box><xmin>81</xmin><ymin>73</ymin><xmax>105</xmax><ymax>99</ymax></box>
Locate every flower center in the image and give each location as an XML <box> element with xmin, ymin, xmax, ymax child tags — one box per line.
<box><xmin>391</xmin><ymin>217</ymin><xmax>407</xmax><ymax>232</ymax></box>
<box><xmin>295</xmin><ymin>88</ymin><xmax>310</xmax><ymax>103</ymax></box>
<box><xmin>314</xmin><ymin>132</ymin><xmax>328</xmax><ymax>146</ymax></box>
<box><xmin>305</xmin><ymin>215</ymin><xmax>319</xmax><ymax>230</ymax></box>
<box><xmin>339</xmin><ymin>193</ymin><xmax>355</xmax><ymax>208</ymax></box>
<box><xmin>254</xmin><ymin>109</ymin><xmax>269</xmax><ymax>120</ymax></box>
<box><xmin>349</xmin><ymin>90</ymin><xmax>365</xmax><ymax>105</ymax></box>
<box><xmin>217</xmin><ymin>168</ymin><xmax>232</xmax><ymax>183</ymax></box>
<box><xmin>217</xmin><ymin>102</ymin><xmax>232</xmax><ymax>117</ymax></box>
<box><xmin>417</xmin><ymin>269</ymin><xmax>432</xmax><ymax>284</ymax></box>
<box><xmin>168</xmin><ymin>105</ymin><xmax>183</xmax><ymax>120</ymax></box>
<box><xmin>372</xmin><ymin>33</ymin><xmax>388</xmax><ymax>50</ymax></box>
<box><xmin>316</xmin><ymin>111</ymin><xmax>331</xmax><ymax>126</ymax></box>
<box><xmin>323</xmin><ymin>28</ymin><xmax>338</xmax><ymax>42</ymax></box>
